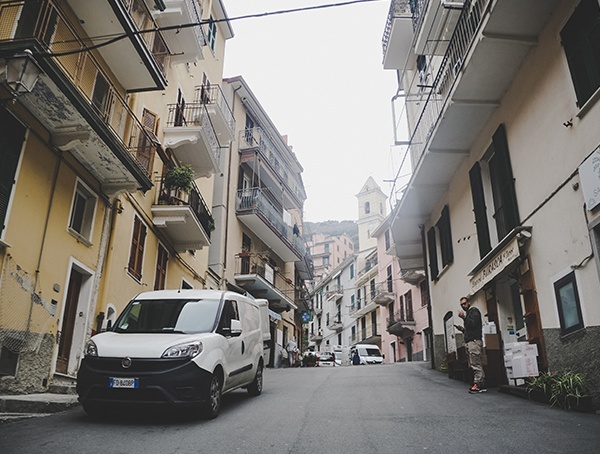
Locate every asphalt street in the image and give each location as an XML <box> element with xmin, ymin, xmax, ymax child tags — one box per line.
<box><xmin>0</xmin><ymin>362</ymin><xmax>598</xmax><ymax>454</ymax></box>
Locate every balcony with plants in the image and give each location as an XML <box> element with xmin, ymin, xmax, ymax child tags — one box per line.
<box><xmin>233</xmin><ymin>252</ymin><xmax>296</xmax><ymax>312</ymax></box>
<box><xmin>151</xmin><ymin>165</ymin><xmax>213</xmax><ymax>251</ymax></box>
<box><xmin>0</xmin><ymin>0</ymin><xmax>164</xmax><ymax>193</ymax></box>
<box><xmin>162</xmin><ymin>102</ymin><xmax>222</xmax><ymax>178</ymax></box>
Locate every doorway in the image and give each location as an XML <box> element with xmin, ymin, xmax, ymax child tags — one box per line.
<box><xmin>56</xmin><ymin>262</ymin><xmax>93</xmax><ymax>376</ymax></box>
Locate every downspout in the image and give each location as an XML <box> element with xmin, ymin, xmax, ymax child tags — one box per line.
<box><xmin>420</xmin><ymin>224</ymin><xmax>435</xmax><ymax>370</ymax></box>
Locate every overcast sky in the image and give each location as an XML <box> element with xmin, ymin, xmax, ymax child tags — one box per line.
<box><xmin>223</xmin><ymin>0</ymin><xmax>403</xmax><ymax>222</ymax></box>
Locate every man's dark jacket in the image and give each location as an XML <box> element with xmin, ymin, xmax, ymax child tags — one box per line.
<box><xmin>463</xmin><ymin>306</ymin><xmax>483</xmax><ymax>342</ymax></box>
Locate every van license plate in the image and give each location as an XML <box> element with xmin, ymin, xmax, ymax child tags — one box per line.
<box><xmin>109</xmin><ymin>377</ymin><xmax>138</xmax><ymax>388</ymax></box>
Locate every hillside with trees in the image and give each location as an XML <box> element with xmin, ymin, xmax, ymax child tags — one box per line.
<box><xmin>304</xmin><ymin>220</ymin><xmax>358</xmax><ymax>249</ymax></box>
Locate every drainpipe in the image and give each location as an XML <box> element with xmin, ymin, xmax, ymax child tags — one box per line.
<box><xmin>420</xmin><ymin>224</ymin><xmax>435</xmax><ymax>370</ymax></box>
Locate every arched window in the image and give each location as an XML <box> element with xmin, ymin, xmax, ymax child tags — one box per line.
<box><xmin>364</xmin><ymin>201</ymin><xmax>370</xmax><ymax>214</ymax></box>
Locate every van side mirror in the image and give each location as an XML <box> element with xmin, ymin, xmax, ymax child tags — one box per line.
<box><xmin>225</xmin><ymin>319</ymin><xmax>242</xmax><ymax>337</ymax></box>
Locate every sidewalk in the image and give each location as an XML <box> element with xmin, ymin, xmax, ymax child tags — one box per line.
<box><xmin>0</xmin><ymin>392</ymin><xmax>79</xmax><ymax>422</ymax></box>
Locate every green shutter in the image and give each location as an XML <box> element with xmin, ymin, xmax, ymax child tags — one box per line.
<box><xmin>0</xmin><ymin>110</ymin><xmax>26</xmax><ymax>234</ymax></box>
<box><xmin>469</xmin><ymin>161</ymin><xmax>491</xmax><ymax>258</ymax></box>
<box><xmin>491</xmin><ymin>124</ymin><xmax>520</xmax><ymax>238</ymax></box>
<box><xmin>427</xmin><ymin>226</ymin><xmax>438</xmax><ymax>281</ymax></box>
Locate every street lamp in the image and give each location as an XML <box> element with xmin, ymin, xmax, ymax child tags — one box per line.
<box><xmin>1</xmin><ymin>49</ymin><xmax>42</xmax><ymax>97</ymax></box>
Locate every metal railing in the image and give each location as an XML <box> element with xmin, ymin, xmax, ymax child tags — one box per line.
<box><xmin>407</xmin><ymin>0</ymin><xmax>490</xmax><ymax>170</ymax></box>
<box><xmin>382</xmin><ymin>0</ymin><xmax>412</xmax><ymax>56</ymax></box>
<box><xmin>238</xmin><ymin>127</ymin><xmax>306</xmax><ymax>204</ymax></box>
<box><xmin>194</xmin><ymin>84</ymin><xmax>235</xmax><ymax>134</ymax></box>
<box><xmin>165</xmin><ymin>102</ymin><xmax>221</xmax><ymax>164</ymax></box>
<box><xmin>234</xmin><ymin>252</ymin><xmax>295</xmax><ymax>299</ymax></box>
<box><xmin>154</xmin><ymin>176</ymin><xmax>214</xmax><ymax>239</ymax></box>
<box><xmin>387</xmin><ymin>306</ymin><xmax>415</xmax><ymax>327</ymax></box>
<box><xmin>182</xmin><ymin>0</ymin><xmax>207</xmax><ymax>48</ymax></box>
<box><xmin>0</xmin><ymin>0</ymin><xmax>168</xmax><ymax>178</ymax></box>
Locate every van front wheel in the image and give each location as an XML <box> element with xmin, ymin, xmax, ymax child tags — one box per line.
<box><xmin>202</xmin><ymin>372</ymin><xmax>222</xmax><ymax>419</ymax></box>
<box><xmin>247</xmin><ymin>363</ymin><xmax>263</xmax><ymax>396</ymax></box>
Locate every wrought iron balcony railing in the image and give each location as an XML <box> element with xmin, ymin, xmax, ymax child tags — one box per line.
<box><xmin>194</xmin><ymin>84</ymin><xmax>235</xmax><ymax>135</ymax></box>
<box><xmin>382</xmin><ymin>0</ymin><xmax>412</xmax><ymax>56</ymax></box>
<box><xmin>234</xmin><ymin>252</ymin><xmax>295</xmax><ymax>300</ymax></box>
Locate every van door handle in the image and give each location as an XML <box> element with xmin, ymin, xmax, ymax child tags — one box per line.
<box><xmin>241</xmin><ymin>341</ymin><xmax>245</xmax><ymax>355</ymax></box>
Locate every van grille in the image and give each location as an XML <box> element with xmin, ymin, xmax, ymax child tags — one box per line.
<box><xmin>85</xmin><ymin>357</ymin><xmax>190</xmax><ymax>374</ymax></box>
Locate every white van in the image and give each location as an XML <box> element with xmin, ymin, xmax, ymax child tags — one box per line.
<box><xmin>76</xmin><ymin>290</ymin><xmax>265</xmax><ymax>419</ymax></box>
<box><xmin>354</xmin><ymin>344</ymin><xmax>384</xmax><ymax>365</ymax></box>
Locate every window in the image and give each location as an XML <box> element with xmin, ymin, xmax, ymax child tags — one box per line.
<box><xmin>384</xmin><ymin>229</ymin><xmax>391</xmax><ymax>251</ymax></box>
<box><xmin>420</xmin><ymin>280</ymin><xmax>428</xmax><ymax>307</ymax></box>
<box><xmin>324</xmin><ymin>243</ymin><xmax>330</xmax><ymax>252</ymax></box>
<box><xmin>128</xmin><ymin>216</ymin><xmax>147</xmax><ymax>281</ymax></box>
<box><xmin>91</xmin><ymin>72</ymin><xmax>110</xmax><ymax>117</ymax></box>
<box><xmin>0</xmin><ymin>110</ymin><xmax>26</xmax><ymax>237</ymax></box>
<box><xmin>350</xmin><ymin>294</ymin><xmax>355</xmax><ymax>311</ymax></box>
<box><xmin>554</xmin><ymin>271</ymin><xmax>584</xmax><ymax>335</ymax></box>
<box><xmin>469</xmin><ymin>124</ymin><xmax>520</xmax><ymax>258</ymax></box>
<box><xmin>154</xmin><ymin>244</ymin><xmax>168</xmax><ymax>290</ymax></box>
<box><xmin>137</xmin><ymin>109</ymin><xmax>158</xmax><ymax>174</ymax></box>
<box><xmin>68</xmin><ymin>181</ymin><xmax>97</xmax><ymax>242</ymax></box>
<box><xmin>404</xmin><ymin>290</ymin><xmax>413</xmax><ymax>321</ymax></box>
<box><xmin>364</xmin><ymin>201</ymin><xmax>370</xmax><ymax>214</ymax></box>
<box><xmin>561</xmin><ymin>0</ymin><xmax>600</xmax><ymax>107</ymax></box>
<box><xmin>207</xmin><ymin>15</ymin><xmax>217</xmax><ymax>51</ymax></box>
<box><xmin>386</xmin><ymin>265</ymin><xmax>393</xmax><ymax>292</ymax></box>
<box><xmin>0</xmin><ymin>345</ymin><xmax>18</xmax><ymax>376</ymax></box>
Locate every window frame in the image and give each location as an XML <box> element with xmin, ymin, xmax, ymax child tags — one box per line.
<box><xmin>68</xmin><ymin>179</ymin><xmax>97</xmax><ymax>244</ymax></box>
<box><xmin>153</xmin><ymin>242</ymin><xmax>168</xmax><ymax>290</ymax></box>
<box><xmin>554</xmin><ymin>271</ymin><xmax>584</xmax><ymax>336</ymax></box>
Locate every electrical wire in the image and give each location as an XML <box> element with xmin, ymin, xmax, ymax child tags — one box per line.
<box><xmin>40</xmin><ymin>0</ymin><xmax>386</xmax><ymax>58</ymax></box>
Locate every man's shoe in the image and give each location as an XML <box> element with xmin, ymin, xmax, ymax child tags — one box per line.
<box><xmin>468</xmin><ymin>383</ymin><xmax>486</xmax><ymax>393</ymax></box>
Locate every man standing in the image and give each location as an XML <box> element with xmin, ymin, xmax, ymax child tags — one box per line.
<box><xmin>457</xmin><ymin>296</ymin><xmax>486</xmax><ymax>393</ymax></box>
<box><xmin>286</xmin><ymin>337</ymin><xmax>297</xmax><ymax>367</ymax></box>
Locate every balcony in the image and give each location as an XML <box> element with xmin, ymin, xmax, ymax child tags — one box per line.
<box><xmin>238</xmin><ymin>127</ymin><xmax>306</xmax><ymax>207</ymax></box>
<box><xmin>382</xmin><ymin>0</ymin><xmax>413</xmax><ymax>70</ymax></box>
<box><xmin>66</xmin><ymin>0</ymin><xmax>169</xmax><ymax>91</ymax></box>
<box><xmin>194</xmin><ymin>84</ymin><xmax>235</xmax><ymax>142</ymax></box>
<box><xmin>373</xmin><ymin>282</ymin><xmax>394</xmax><ymax>305</ymax></box>
<box><xmin>353</xmin><ymin>325</ymin><xmax>381</xmax><ymax>344</ymax></box>
<box><xmin>162</xmin><ymin>103</ymin><xmax>221</xmax><ymax>178</ymax></box>
<box><xmin>392</xmin><ymin>0</ymin><xmax>558</xmax><ymax>270</ymax></box>
<box><xmin>233</xmin><ymin>253</ymin><xmax>297</xmax><ymax>312</ymax></box>
<box><xmin>151</xmin><ymin>177</ymin><xmax>213</xmax><ymax>251</ymax></box>
<box><xmin>327</xmin><ymin>317</ymin><xmax>343</xmax><ymax>332</ymax></box>
<box><xmin>309</xmin><ymin>329</ymin><xmax>323</xmax><ymax>343</ymax></box>
<box><xmin>151</xmin><ymin>0</ymin><xmax>206</xmax><ymax>65</ymax></box>
<box><xmin>387</xmin><ymin>311</ymin><xmax>416</xmax><ymax>337</ymax></box>
<box><xmin>313</xmin><ymin>306</ymin><xmax>323</xmax><ymax>316</ymax></box>
<box><xmin>412</xmin><ymin>0</ymin><xmax>464</xmax><ymax>56</ymax></box>
<box><xmin>235</xmin><ymin>188</ymin><xmax>304</xmax><ymax>262</ymax></box>
<box><xmin>351</xmin><ymin>298</ymin><xmax>378</xmax><ymax>319</ymax></box>
<box><xmin>325</xmin><ymin>285</ymin><xmax>343</xmax><ymax>301</ymax></box>
<box><xmin>0</xmin><ymin>0</ymin><xmax>159</xmax><ymax>193</ymax></box>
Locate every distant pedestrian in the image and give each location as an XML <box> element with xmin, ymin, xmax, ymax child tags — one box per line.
<box><xmin>456</xmin><ymin>296</ymin><xmax>486</xmax><ymax>393</ymax></box>
<box><xmin>286</xmin><ymin>337</ymin><xmax>297</xmax><ymax>367</ymax></box>
<box><xmin>352</xmin><ymin>350</ymin><xmax>360</xmax><ymax>365</ymax></box>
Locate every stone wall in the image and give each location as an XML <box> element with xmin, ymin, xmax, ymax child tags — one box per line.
<box><xmin>0</xmin><ymin>334</ymin><xmax>54</xmax><ymax>395</ymax></box>
<box><xmin>543</xmin><ymin>326</ymin><xmax>600</xmax><ymax>410</ymax></box>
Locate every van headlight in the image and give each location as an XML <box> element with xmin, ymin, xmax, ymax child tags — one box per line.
<box><xmin>85</xmin><ymin>340</ymin><xmax>98</xmax><ymax>357</ymax></box>
<box><xmin>162</xmin><ymin>341</ymin><xmax>203</xmax><ymax>358</ymax></box>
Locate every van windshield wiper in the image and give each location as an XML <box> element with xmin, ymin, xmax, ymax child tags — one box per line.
<box><xmin>161</xmin><ymin>328</ymin><xmax>185</xmax><ymax>333</ymax></box>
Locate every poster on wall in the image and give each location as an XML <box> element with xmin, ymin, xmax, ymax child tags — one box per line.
<box><xmin>579</xmin><ymin>146</ymin><xmax>600</xmax><ymax>211</ymax></box>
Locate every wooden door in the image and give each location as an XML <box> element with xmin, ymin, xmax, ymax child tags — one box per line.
<box><xmin>56</xmin><ymin>269</ymin><xmax>83</xmax><ymax>374</ymax></box>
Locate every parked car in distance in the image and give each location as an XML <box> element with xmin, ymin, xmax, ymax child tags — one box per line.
<box><xmin>76</xmin><ymin>290</ymin><xmax>266</xmax><ymax>419</ymax></box>
<box><xmin>317</xmin><ymin>352</ymin><xmax>335</xmax><ymax>367</ymax></box>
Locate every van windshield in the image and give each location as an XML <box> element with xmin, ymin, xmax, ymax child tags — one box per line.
<box><xmin>113</xmin><ymin>298</ymin><xmax>221</xmax><ymax>334</ymax></box>
<box><xmin>358</xmin><ymin>347</ymin><xmax>381</xmax><ymax>357</ymax></box>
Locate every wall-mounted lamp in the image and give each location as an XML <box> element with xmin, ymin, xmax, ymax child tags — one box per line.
<box><xmin>1</xmin><ymin>49</ymin><xmax>42</xmax><ymax>97</ymax></box>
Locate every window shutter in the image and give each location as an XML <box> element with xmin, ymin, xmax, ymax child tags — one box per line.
<box><xmin>0</xmin><ymin>111</ymin><xmax>26</xmax><ymax>234</ymax></box>
<box><xmin>491</xmin><ymin>124</ymin><xmax>520</xmax><ymax>239</ymax></box>
<box><xmin>437</xmin><ymin>205</ymin><xmax>453</xmax><ymax>267</ymax></box>
<box><xmin>128</xmin><ymin>217</ymin><xmax>146</xmax><ymax>280</ymax></box>
<box><xmin>561</xmin><ymin>0</ymin><xmax>600</xmax><ymax>107</ymax></box>
<box><xmin>427</xmin><ymin>226</ymin><xmax>438</xmax><ymax>281</ymax></box>
<box><xmin>469</xmin><ymin>161</ymin><xmax>492</xmax><ymax>258</ymax></box>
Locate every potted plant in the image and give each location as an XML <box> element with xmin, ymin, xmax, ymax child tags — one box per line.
<box><xmin>527</xmin><ymin>370</ymin><xmax>592</xmax><ymax>411</ymax></box>
<box><xmin>164</xmin><ymin>164</ymin><xmax>194</xmax><ymax>193</ymax></box>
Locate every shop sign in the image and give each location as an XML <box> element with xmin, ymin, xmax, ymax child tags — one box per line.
<box><xmin>470</xmin><ymin>237</ymin><xmax>520</xmax><ymax>293</ymax></box>
<box><xmin>579</xmin><ymin>146</ymin><xmax>600</xmax><ymax>211</ymax></box>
